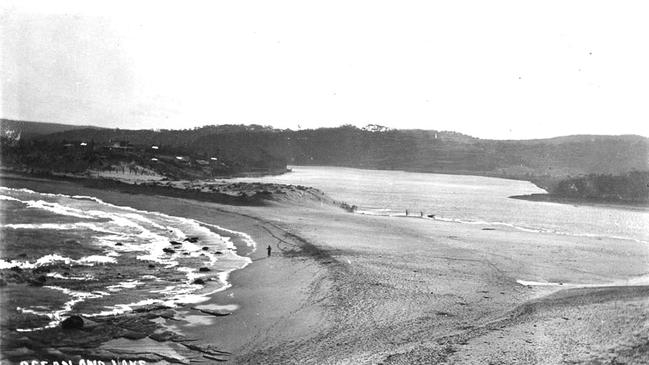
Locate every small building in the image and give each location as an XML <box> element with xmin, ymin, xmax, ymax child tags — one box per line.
<box><xmin>175</xmin><ymin>156</ymin><xmax>190</xmax><ymax>164</ymax></box>
<box><xmin>104</xmin><ymin>141</ymin><xmax>134</xmax><ymax>151</ymax></box>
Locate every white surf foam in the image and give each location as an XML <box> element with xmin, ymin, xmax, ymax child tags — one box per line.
<box><xmin>517</xmin><ymin>274</ymin><xmax>649</xmax><ymax>288</ymax></box>
<box><xmin>106</xmin><ymin>280</ymin><xmax>144</xmax><ymax>292</ymax></box>
<box><xmin>2</xmin><ymin>186</ymin><xmax>258</xmax><ymax>330</ymax></box>
<box><xmin>46</xmin><ymin>272</ymin><xmax>94</xmax><ymax>281</ymax></box>
<box><xmin>0</xmin><ymin>254</ymin><xmax>116</xmax><ymax>270</ymax></box>
<box><xmin>16</xmin><ymin>285</ymin><xmax>108</xmax><ymax>332</ymax></box>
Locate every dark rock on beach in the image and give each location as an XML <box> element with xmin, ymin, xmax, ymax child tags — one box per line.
<box><xmin>132</xmin><ymin>304</ymin><xmax>174</xmax><ymax>314</ymax></box>
<box><xmin>192</xmin><ymin>304</ymin><xmax>233</xmax><ymax>317</ymax></box>
<box><xmin>149</xmin><ymin>330</ymin><xmax>185</xmax><ymax>342</ymax></box>
<box><xmin>198</xmin><ymin>267</ymin><xmax>211</xmax><ymax>272</ymax></box>
<box><xmin>121</xmin><ymin>330</ymin><xmax>148</xmax><ymax>340</ymax></box>
<box><xmin>162</xmin><ymin>248</ymin><xmax>176</xmax><ymax>254</ymax></box>
<box><xmin>184</xmin><ymin>236</ymin><xmax>199</xmax><ymax>243</ymax></box>
<box><xmin>195</xmin><ymin>308</ymin><xmax>231</xmax><ymax>317</ymax></box>
<box><xmin>28</xmin><ymin>275</ymin><xmax>47</xmax><ymax>286</ymax></box>
<box><xmin>192</xmin><ymin>278</ymin><xmax>205</xmax><ymax>285</ymax></box>
<box><xmin>182</xmin><ymin>342</ymin><xmax>231</xmax><ymax>361</ymax></box>
<box><xmin>61</xmin><ymin>315</ymin><xmax>84</xmax><ymax>330</ymax></box>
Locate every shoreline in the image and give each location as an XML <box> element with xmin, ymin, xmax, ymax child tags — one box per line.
<box><xmin>509</xmin><ymin>193</ymin><xmax>649</xmax><ymax>210</ymax></box>
<box><xmin>0</xmin><ymin>174</ymin><xmax>334</xmax><ymax>363</ymax></box>
<box><xmin>1</xmin><ymin>174</ymin><xmax>648</xmax><ymax>363</ymax></box>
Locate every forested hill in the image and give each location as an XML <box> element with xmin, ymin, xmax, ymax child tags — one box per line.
<box><xmin>238</xmin><ymin>128</ymin><xmax>647</xmax><ymax>178</ymax></box>
<box><xmin>40</xmin><ymin>123</ymin><xmax>645</xmax><ymax>177</ymax></box>
<box><xmin>2</xmin><ymin>120</ymin><xmax>648</xmax><ymax>193</ymax></box>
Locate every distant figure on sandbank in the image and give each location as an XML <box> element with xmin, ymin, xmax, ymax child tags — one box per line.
<box><xmin>267</xmin><ymin>244</ymin><xmax>272</xmax><ymax>257</ymax></box>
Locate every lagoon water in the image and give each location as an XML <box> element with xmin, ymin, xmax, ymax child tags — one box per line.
<box><xmin>233</xmin><ymin>165</ymin><xmax>649</xmax><ymax>244</ymax></box>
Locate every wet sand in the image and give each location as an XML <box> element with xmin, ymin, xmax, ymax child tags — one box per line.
<box><xmin>2</xmin><ymin>175</ymin><xmax>648</xmax><ymax>364</ymax></box>
<box><xmin>197</xmin><ymin>202</ymin><xmax>649</xmax><ymax>364</ymax></box>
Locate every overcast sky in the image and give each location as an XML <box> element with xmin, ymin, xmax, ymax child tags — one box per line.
<box><xmin>1</xmin><ymin>0</ymin><xmax>648</xmax><ymax>139</ymax></box>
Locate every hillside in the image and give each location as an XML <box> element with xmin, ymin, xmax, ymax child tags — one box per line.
<box><xmin>0</xmin><ymin>119</ymin><xmax>102</xmax><ymax>138</ymax></box>
<box><xmin>192</xmin><ymin>127</ymin><xmax>649</xmax><ymax>179</ymax></box>
<box><xmin>1</xmin><ymin>120</ymin><xmax>647</xmax><ymax>202</ymax></box>
<box><xmin>31</xmin><ymin>123</ymin><xmax>649</xmax><ymax>178</ymax></box>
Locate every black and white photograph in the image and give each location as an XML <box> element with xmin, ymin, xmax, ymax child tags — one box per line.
<box><xmin>1</xmin><ymin>1</ymin><xmax>648</xmax><ymax>364</ymax></box>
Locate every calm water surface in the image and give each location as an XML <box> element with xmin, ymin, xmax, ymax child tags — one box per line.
<box><xmin>234</xmin><ymin>166</ymin><xmax>649</xmax><ymax>244</ymax></box>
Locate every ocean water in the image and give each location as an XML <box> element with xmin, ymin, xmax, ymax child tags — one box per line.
<box><xmin>0</xmin><ymin>187</ymin><xmax>255</xmax><ymax>331</ymax></box>
<box><xmin>232</xmin><ymin>165</ymin><xmax>649</xmax><ymax>244</ymax></box>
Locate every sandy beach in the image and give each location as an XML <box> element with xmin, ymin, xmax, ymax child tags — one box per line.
<box><xmin>1</xmin><ymin>174</ymin><xmax>648</xmax><ymax>364</ymax></box>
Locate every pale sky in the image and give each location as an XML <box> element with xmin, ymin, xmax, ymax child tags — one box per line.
<box><xmin>1</xmin><ymin>0</ymin><xmax>648</xmax><ymax>139</ymax></box>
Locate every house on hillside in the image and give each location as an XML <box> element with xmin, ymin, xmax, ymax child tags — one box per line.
<box><xmin>175</xmin><ymin>156</ymin><xmax>191</xmax><ymax>165</ymax></box>
<box><xmin>104</xmin><ymin>140</ymin><xmax>134</xmax><ymax>152</ymax></box>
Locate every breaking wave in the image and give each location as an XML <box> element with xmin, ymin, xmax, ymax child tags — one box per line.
<box><xmin>0</xmin><ymin>187</ymin><xmax>257</xmax><ymax>331</ymax></box>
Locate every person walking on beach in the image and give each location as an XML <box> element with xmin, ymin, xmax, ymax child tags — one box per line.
<box><xmin>267</xmin><ymin>244</ymin><xmax>272</xmax><ymax>257</ymax></box>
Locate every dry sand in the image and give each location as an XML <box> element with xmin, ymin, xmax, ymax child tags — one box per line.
<box><xmin>2</xmin><ymin>175</ymin><xmax>648</xmax><ymax>364</ymax></box>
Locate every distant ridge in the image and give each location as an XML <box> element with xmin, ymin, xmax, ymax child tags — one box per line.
<box><xmin>0</xmin><ymin>119</ymin><xmax>104</xmax><ymax>138</ymax></box>
<box><xmin>2</xmin><ymin>120</ymin><xmax>648</xmax><ymax>200</ymax></box>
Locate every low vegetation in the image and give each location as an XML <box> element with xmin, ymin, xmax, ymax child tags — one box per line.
<box><xmin>538</xmin><ymin>171</ymin><xmax>649</xmax><ymax>203</ymax></box>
